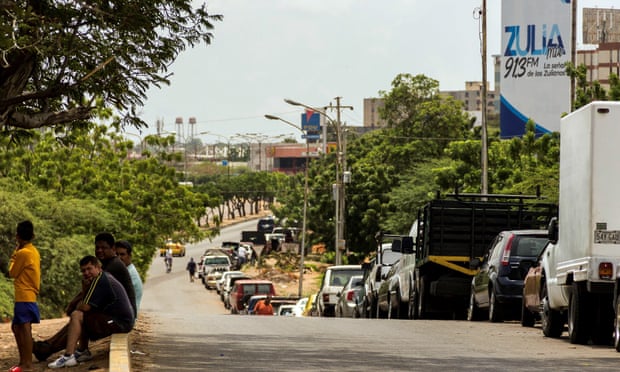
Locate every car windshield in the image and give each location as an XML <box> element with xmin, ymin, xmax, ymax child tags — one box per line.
<box><xmin>512</xmin><ymin>236</ymin><xmax>548</xmax><ymax>257</ymax></box>
<box><xmin>205</xmin><ymin>257</ymin><xmax>229</xmax><ymax>265</ymax></box>
<box><xmin>381</xmin><ymin>250</ymin><xmax>401</xmax><ymax>265</ymax></box>
<box><xmin>330</xmin><ymin>269</ymin><xmax>364</xmax><ymax>286</ymax></box>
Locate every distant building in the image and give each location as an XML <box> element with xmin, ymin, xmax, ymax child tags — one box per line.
<box><xmin>441</xmin><ymin>81</ymin><xmax>497</xmax><ymax>116</ymax></box>
<box><xmin>577</xmin><ymin>43</ymin><xmax>620</xmax><ymax>90</ymax></box>
<box><xmin>362</xmin><ymin>98</ymin><xmax>387</xmax><ymax>128</ymax></box>
<box><xmin>583</xmin><ymin>8</ymin><xmax>620</xmax><ymax>44</ymax></box>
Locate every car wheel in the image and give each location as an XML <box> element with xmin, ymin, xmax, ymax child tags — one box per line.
<box><xmin>409</xmin><ymin>286</ymin><xmax>419</xmax><ymax>319</ymax></box>
<box><xmin>541</xmin><ymin>281</ymin><xmax>564</xmax><ymax>338</ymax></box>
<box><xmin>370</xmin><ymin>298</ymin><xmax>377</xmax><ymax>319</ymax></box>
<box><xmin>417</xmin><ymin>276</ymin><xmax>427</xmax><ymax>319</ymax></box>
<box><xmin>568</xmin><ymin>282</ymin><xmax>590</xmax><ymax>345</ymax></box>
<box><xmin>467</xmin><ymin>287</ymin><xmax>483</xmax><ymax>321</ymax></box>
<box><xmin>521</xmin><ymin>296</ymin><xmax>536</xmax><ymax>327</ymax></box>
<box><xmin>489</xmin><ymin>290</ymin><xmax>503</xmax><ymax>323</ymax></box>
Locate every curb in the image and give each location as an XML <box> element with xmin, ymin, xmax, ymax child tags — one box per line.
<box><xmin>109</xmin><ymin>333</ymin><xmax>130</xmax><ymax>372</ymax></box>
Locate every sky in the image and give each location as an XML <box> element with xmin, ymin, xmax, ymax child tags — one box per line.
<box><xmin>136</xmin><ymin>0</ymin><xmax>618</xmax><ymax>144</ymax></box>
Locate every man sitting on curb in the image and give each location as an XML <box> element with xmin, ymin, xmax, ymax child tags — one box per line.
<box><xmin>48</xmin><ymin>255</ymin><xmax>135</xmax><ymax>368</ymax></box>
<box><xmin>34</xmin><ymin>233</ymin><xmax>136</xmax><ymax>362</ymax></box>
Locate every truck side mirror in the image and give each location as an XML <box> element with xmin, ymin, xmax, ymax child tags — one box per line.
<box><xmin>548</xmin><ymin>217</ymin><xmax>559</xmax><ymax>244</ymax></box>
<box><xmin>391</xmin><ymin>239</ymin><xmax>402</xmax><ymax>252</ymax></box>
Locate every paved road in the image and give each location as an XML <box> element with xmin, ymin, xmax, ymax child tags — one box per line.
<box><xmin>139</xmin><ymin>221</ymin><xmax>620</xmax><ymax>371</ymax></box>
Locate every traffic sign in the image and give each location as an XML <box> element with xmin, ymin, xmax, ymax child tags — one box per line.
<box><xmin>302</xmin><ymin>134</ymin><xmax>321</xmax><ymax>140</ymax></box>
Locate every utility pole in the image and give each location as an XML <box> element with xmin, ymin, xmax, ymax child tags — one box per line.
<box><xmin>480</xmin><ymin>0</ymin><xmax>489</xmax><ymax>196</ymax></box>
<box><xmin>325</xmin><ymin>97</ymin><xmax>353</xmax><ymax>265</ymax></box>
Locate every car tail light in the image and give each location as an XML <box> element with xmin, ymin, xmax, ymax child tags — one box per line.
<box><xmin>323</xmin><ymin>293</ymin><xmax>330</xmax><ymax>303</ymax></box>
<box><xmin>501</xmin><ymin>234</ymin><xmax>516</xmax><ymax>266</ymax></box>
<box><xmin>599</xmin><ymin>262</ymin><xmax>613</xmax><ymax>280</ymax></box>
<box><xmin>346</xmin><ymin>290</ymin><xmax>355</xmax><ymax>301</ymax></box>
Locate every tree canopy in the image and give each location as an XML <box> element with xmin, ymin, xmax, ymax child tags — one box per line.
<box><xmin>0</xmin><ymin>1</ymin><xmax>222</xmax><ymax>132</ymax></box>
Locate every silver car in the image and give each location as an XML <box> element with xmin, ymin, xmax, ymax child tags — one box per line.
<box><xmin>335</xmin><ymin>275</ymin><xmax>365</xmax><ymax>318</ymax></box>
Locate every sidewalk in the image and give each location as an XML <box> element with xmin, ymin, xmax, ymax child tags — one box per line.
<box><xmin>111</xmin><ymin>209</ymin><xmax>271</xmax><ymax>372</ymax></box>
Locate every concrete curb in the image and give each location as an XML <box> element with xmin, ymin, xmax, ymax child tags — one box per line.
<box><xmin>109</xmin><ymin>333</ymin><xmax>130</xmax><ymax>372</ymax></box>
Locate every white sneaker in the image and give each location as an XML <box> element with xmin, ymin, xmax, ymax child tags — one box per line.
<box><xmin>75</xmin><ymin>348</ymin><xmax>93</xmax><ymax>362</ymax></box>
<box><xmin>48</xmin><ymin>353</ymin><xmax>78</xmax><ymax>368</ymax></box>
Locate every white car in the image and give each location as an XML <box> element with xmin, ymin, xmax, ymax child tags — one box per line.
<box><xmin>278</xmin><ymin>305</ymin><xmax>296</xmax><ymax>316</ymax></box>
<box><xmin>316</xmin><ymin>265</ymin><xmax>365</xmax><ymax>317</ymax></box>
<box><xmin>216</xmin><ymin>271</ymin><xmax>244</xmax><ymax>294</ymax></box>
<box><xmin>293</xmin><ymin>297</ymin><xmax>308</xmax><ymax>317</ymax></box>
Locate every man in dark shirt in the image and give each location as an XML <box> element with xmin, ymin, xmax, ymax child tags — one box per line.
<box><xmin>48</xmin><ymin>255</ymin><xmax>135</xmax><ymax>368</ymax></box>
<box><xmin>33</xmin><ymin>232</ymin><xmax>137</xmax><ymax>361</ymax></box>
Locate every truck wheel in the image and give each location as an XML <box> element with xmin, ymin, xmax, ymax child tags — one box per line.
<box><xmin>370</xmin><ymin>298</ymin><xmax>377</xmax><ymax>319</ymax></box>
<box><xmin>568</xmin><ymin>282</ymin><xmax>590</xmax><ymax>345</ymax></box>
<box><xmin>398</xmin><ymin>294</ymin><xmax>408</xmax><ymax>319</ymax></box>
<box><xmin>467</xmin><ymin>288</ymin><xmax>483</xmax><ymax>321</ymax></box>
<box><xmin>614</xmin><ymin>295</ymin><xmax>620</xmax><ymax>352</ymax></box>
<box><xmin>521</xmin><ymin>296</ymin><xmax>536</xmax><ymax>327</ymax></box>
<box><xmin>489</xmin><ymin>290</ymin><xmax>503</xmax><ymax>323</ymax></box>
<box><xmin>541</xmin><ymin>282</ymin><xmax>564</xmax><ymax>338</ymax></box>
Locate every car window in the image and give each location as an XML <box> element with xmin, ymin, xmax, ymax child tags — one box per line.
<box><xmin>381</xmin><ymin>250</ymin><xmax>401</xmax><ymax>265</ymax></box>
<box><xmin>257</xmin><ymin>284</ymin><xmax>273</xmax><ymax>293</ymax></box>
<box><xmin>513</xmin><ymin>236</ymin><xmax>548</xmax><ymax>257</ymax></box>
<box><xmin>488</xmin><ymin>235</ymin><xmax>504</xmax><ymax>262</ymax></box>
<box><xmin>330</xmin><ymin>269</ymin><xmax>364</xmax><ymax>286</ymax></box>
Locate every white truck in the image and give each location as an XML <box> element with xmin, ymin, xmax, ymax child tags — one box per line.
<box><xmin>540</xmin><ymin>101</ymin><xmax>620</xmax><ymax>347</ymax></box>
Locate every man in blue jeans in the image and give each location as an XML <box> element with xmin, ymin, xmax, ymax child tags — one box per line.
<box><xmin>48</xmin><ymin>255</ymin><xmax>135</xmax><ymax>369</ymax></box>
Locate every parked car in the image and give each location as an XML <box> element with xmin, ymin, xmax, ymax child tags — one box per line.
<box><xmin>216</xmin><ymin>271</ymin><xmax>244</xmax><ymax>295</ymax></box>
<box><xmin>229</xmin><ymin>279</ymin><xmax>276</xmax><ymax>314</ymax></box>
<box><xmin>316</xmin><ymin>265</ymin><xmax>365</xmax><ymax>317</ymax></box>
<box><xmin>362</xmin><ymin>239</ymin><xmax>403</xmax><ymax>318</ymax></box>
<box><xmin>278</xmin><ymin>305</ymin><xmax>296</xmax><ymax>316</ymax></box>
<box><xmin>159</xmin><ymin>239</ymin><xmax>186</xmax><ymax>257</ymax></box>
<box><xmin>335</xmin><ymin>275</ymin><xmax>365</xmax><ymax>318</ymax></box>
<box><xmin>294</xmin><ymin>297</ymin><xmax>309</xmax><ymax>317</ymax></box>
<box><xmin>197</xmin><ymin>247</ymin><xmax>231</xmax><ymax>280</ymax></box>
<box><xmin>468</xmin><ymin>230</ymin><xmax>549</xmax><ymax>322</ymax></box>
<box><xmin>376</xmin><ymin>259</ymin><xmax>407</xmax><ymax>319</ymax></box>
<box><xmin>521</xmin><ymin>241</ymin><xmax>550</xmax><ymax>327</ymax></box>
<box><xmin>222</xmin><ymin>274</ymin><xmax>253</xmax><ymax>308</ymax></box>
<box><xmin>200</xmin><ymin>255</ymin><xmax>231</xmax><ymax>289</ymax></box>
<box><xmin>246</xmin><ymin>295</ymin><xmax>298</xmax><ymax>315</ymax></box>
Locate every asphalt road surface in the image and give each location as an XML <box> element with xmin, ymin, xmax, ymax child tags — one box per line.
<box><xmin>139</xmin><ymin>220</ymin><xmax>620</xmax><ymax>371</ymax></box>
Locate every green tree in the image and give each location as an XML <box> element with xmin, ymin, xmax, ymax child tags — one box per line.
<box><xmin>0</xmin><ymin>1</ymin><xmax>222</xmax><ymax>132</ymax></box>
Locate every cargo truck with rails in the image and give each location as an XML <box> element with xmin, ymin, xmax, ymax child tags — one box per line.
<box><xmin>409</xmin><ymin>194</ymin><xmax>557</xmax><ymax>320</ymax></box>
<box><xmin>536</xmin><ymin>101</ymin><xmax>620</xmax><ymax>347</ymax></box>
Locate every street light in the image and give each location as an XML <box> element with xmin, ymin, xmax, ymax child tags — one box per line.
<box><xmin>265</xmin><ymin>114</ymin><xmax>309</xmax><ymax>298</ymax></box>
<box><xmin>285</xmin><ymin>98</ymin><xmax>352</xmax><ymax>265</ymax></box>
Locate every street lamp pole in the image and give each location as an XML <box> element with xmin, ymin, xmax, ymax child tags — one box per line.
<box><xmin>285</xmin><ymin>98</ymin><xmax>352</xmax><ymax>265</ymax></box>
<box><xmin>265</xmin><ymin>114</ymin><xmax>309</xmax><ymax>298</ymax></box>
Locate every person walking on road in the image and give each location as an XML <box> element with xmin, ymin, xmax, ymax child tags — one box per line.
<box><xmin>9</xmin><ymin>220</ymin><xmax>41</xmax><ymax>372</ymax></box>
<box><xmin>186</xmin><ymin>257</ymin><xmax>197</xmax><ymax>282</ymax></box>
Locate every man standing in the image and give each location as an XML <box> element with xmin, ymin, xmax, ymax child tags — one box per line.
<box><xmin>9</xmin><ymin>220</ymin><xmax>41</xmax><ymax>372</ymax></box>
<box><xmin>114</xmin><ymin>240</ymin><xmax>143</xmax><ymax>313</ymax></box>
<box><xmin>48</xmin><ymin>255</ymin><xmax>135</xmax><ymax>369</ymax></box>
<box><xmin>254</xmin><ymin>295</ymin><xmax>274</xmax><ymax>316</ymax></box>
<box><xmin>237</xmin><ymin>244</ymin><xmax>247</xmax><ymax>266</ymax></box>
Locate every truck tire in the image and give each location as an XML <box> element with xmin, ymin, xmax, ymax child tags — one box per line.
<box><xmin>467</xmin><ymin>288</ymin><xmax>483</xmax><ymax>321</ymax></box>
<box><xmin>489</xmin><ymin>290</ymin><xmax>503</xmax><ymax>323</ymax></box>
<box><xmin>541</xmin><ymin>282</ymin><xmax>564</xmax><ymax>338</ymax></box>
<box><xmin>398</xmin><ymin>294</ymin><xmax>408</xmax><ymax>319</ymax></box>
<box><xmin>568</xmin><ymin>282</ymin><xmax>590</xmax><ymax>345</ymax></box>
<box><xmin>521</xmin><ymin>296</ymin><xmax>536</xmax><ymax>327</ymax></box>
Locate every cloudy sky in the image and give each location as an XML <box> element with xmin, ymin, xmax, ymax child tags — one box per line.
<box><xmin>136</xmin><ymin>0</ymin><xmax>617</xmax><ymax>143</ymax></box>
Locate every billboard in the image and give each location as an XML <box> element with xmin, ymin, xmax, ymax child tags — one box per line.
<box><xmin>301</xmin><ymin>109</ymin><xmax>321</xmax><ymax>142</ymax></box>
<box><xmin>500</xmin><ymin>0</ymin><xmax>571</xmax><ymax>138</ymax></box>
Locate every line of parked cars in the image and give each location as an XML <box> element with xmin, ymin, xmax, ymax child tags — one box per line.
<box><xmin>327</xmin><ymin>228</ymin><xmax>551</xmax><ymax>331</ymax></box>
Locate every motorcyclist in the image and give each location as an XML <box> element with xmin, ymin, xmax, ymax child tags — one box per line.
<box><xmin>164</xmin><ymin>248</ymin><xmax>173</xmax><ymax>273</ymax></box>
